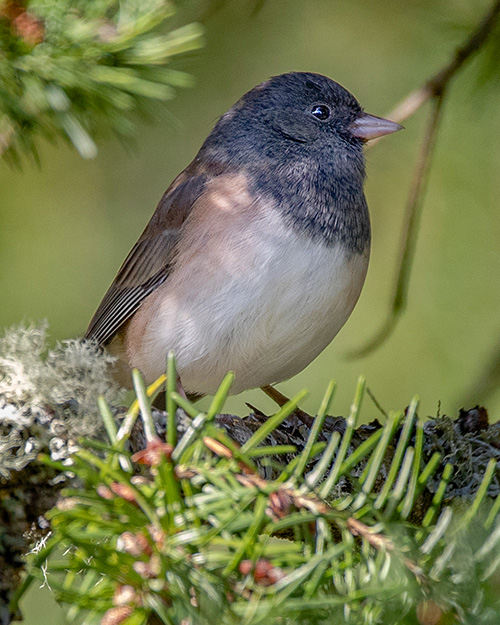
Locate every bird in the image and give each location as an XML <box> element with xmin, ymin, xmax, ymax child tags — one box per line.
<box><xmin>85</xmin><ymin>72</ymin><xmax>402</xmax><ymax>396</ymax></box>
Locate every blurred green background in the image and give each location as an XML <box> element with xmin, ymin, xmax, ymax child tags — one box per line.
<box><xmin>0</xmin><ymin>0</ymin><xmax>500</xmax><ymax>422</ymax></box>
<box><xmin>3</xmin><ymin>0</ymin><xmax>500</xmax><ymax>421</ymax></box>
<box><xmin>4</xmin><ymin>0</ymin><xmax>499</xmax><ymax>622</ymax></box>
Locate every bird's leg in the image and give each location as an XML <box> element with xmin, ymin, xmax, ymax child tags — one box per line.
<box><xmin>177</xmin><ymin>374</ymin><xmax>204</xmax><ymax>403</ymax></box>
<box><xmin>260</xmin><ymin>385</ymin><xmax>313</xmax><ymax>427</ymax></box>
<box><xmin>260</xmin><ymin>384</ymin><xmax>290</xmax><ymax>407</ymax></box>
<box><xmin>175</xmin><ymin>374</ymin><xmax>188</xmax><ymax>400</ymax></box>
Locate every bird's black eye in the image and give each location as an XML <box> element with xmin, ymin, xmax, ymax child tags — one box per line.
<box><xmin>310</xmin><ymin>104</ymin><xmax>331</xmax><ymax>121</ymax></box>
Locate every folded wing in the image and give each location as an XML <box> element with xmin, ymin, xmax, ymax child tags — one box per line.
<box><xmin>85</xmin><ymin>168</ymin><xmax>208</xmax><ymax>345</ymax></box>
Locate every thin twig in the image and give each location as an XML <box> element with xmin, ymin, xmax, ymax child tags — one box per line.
<box><xmin>372</xmin><ymin>0</ymin><xmax>500</xmax><ymax>133</ymax></box>
<box><xmin>366</xmin><ymin>387</ymin><xmax>388</xmax><ymax>419</ymax></box>
<box><xmin>354</xmin><ymin>0</ymin><xmax>500</xmax><ymax>355</ymax></box>
<box><xmin>347</xmin><ymin>517</ymin><xmax>425</xmax><ymax>581</ymax></box>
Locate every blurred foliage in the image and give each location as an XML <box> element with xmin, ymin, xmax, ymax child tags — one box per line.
<box><xmin>15</xmin><ymin>367</ymin><xmax>500</xmax><ymax>625</ymax></box>
<box><xmin>0</xmin><ymin>0</ymin><xmax>202</xmax><ymax>162</ymax></box>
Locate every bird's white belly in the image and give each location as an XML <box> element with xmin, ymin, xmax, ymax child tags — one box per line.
<box><xmin>126</xmin><ymin>209</ymin><xmax>369</xmax><ymax>394</ymax></box>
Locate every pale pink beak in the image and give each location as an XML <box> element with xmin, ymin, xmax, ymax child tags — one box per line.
<box><xmin>350</xmin><ymin>113</ymin><xmax>403</xmax><ymax>141</ymax></box>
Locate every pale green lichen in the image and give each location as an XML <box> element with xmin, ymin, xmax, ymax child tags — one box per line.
<box><xmin>0</xmin><ymin>322</ymin><xmax>123</xmax><ymax>475</ymax></box>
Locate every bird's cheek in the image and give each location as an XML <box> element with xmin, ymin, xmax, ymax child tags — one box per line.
<box><xmin>272</xmin><ymin>111</ymin><xmax>319</xmax><ymax>143</ymax></box>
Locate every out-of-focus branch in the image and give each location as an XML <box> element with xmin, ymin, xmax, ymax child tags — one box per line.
<box><xmin>353</xmin><ymin>0</ymin><xmax>500</xmax><ymax>356</ymax></box>
<box><xmin>384</xmin><ymin>0</ymin><xmax>500</xmax><ymax>126</ymax></box>
<box><xmin>0</xmin><ymin>2</ymin><xmax>203</xmax><ymax>163</ymax></box>
<box><xmin>353</xmin><ymin>94</ymin><xmax>445</xmax><ymax>356</ymax></box>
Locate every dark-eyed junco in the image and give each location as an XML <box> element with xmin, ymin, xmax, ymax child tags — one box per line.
<box><xmin>86</xmin><ymin>72</ymin><xmax>401</xmax><ymax>395</ymax></box>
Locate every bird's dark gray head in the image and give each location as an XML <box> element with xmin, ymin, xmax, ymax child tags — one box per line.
<box><xmin>203</xmin><ymin>72</ymin><xmax>367</xmax><ymax>167</ymax></box>
<box><xmin>198</xmin><ymin>72</ymin><xmax>401</xmax><ymax>252</ymax></box>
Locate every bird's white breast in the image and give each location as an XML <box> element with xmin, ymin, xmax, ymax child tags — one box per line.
<box><xmin>125</xmin><ymin>179</ymin><xmax>369</xmax><ymax>394</ymax></box>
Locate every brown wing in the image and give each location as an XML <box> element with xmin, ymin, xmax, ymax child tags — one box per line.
<box><xmin>85</xmin><ymin>167</ymin><xmax>208</xmax><ymax>345</ymax></box>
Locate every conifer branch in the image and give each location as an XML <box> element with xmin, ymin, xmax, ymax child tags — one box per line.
<box><xmin>1</xmin><ymin>327</ymin><xmax>499</xmax><ymax>624</ymax></box>
<box><xmin>0</xmin><ymin>0</ymin><xmax>203</xmax><ymax>163</ymax></box>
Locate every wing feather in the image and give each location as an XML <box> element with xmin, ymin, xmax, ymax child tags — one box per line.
<box><xmin>85</xmin><ymin>169</ymin><xmax>208</xmax><ymax>344</ymax></box>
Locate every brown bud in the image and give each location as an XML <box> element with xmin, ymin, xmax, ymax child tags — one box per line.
<box><xmin>416</xmin><ymin>600</ymin><xmax>443</xmax><ymax>625</ymax></box>
<box><xmin>239</xmin><ymin>560</ymin><xmax>253</xmax><ymax>575</ymax></box>
<box><xmin>253</xmin><ymin>559</ymin><xmax>274</xmax><ymax>585</ymax></box>
<box><xmin>132</xmin><ymin>438</ymin><xmax>173</xmax><ymax>467</ymax></box>
<box><xmin>118</xmin><ymin>532</ymin><xmax>152</xmax><ymax>557</ymax></box>
<box><xmin>101</xmin><ymin>605</ymin><xmax>133</xmax><ymax>625</ymax></box>
<box><xmin>97</xmin><ymin>485</ymin><xmax>114</xmax><ymax>500</ymax></box>
<box><xmin>13</xmin><ymin>11</ymin><xmax>44</xmax><ymax>45</ymax></box>
<box><xmin>109</xmin><ymin>482</ymin><xmax>137</xmax><ymax>502</ymax></box>
<box><xmin>239</xmin><ymin>559</ymin><xmax>284</xmax><ymax>586</ymax></box>
<box><xmin>147</xmin><ymin>524</ymin><xmax>166</xmax><ymax>549</ymax></box>
<box><xmin>175</xmin><ymin>466</ymin><xmax>197</xmax><ymax>479</ymax></box>
<box><xmin>112</xmin><ymin>585</ymin><xmax>139</xmax><ymax>607</ymax></box>
<box><xmin>203</xmin><ymin>437</ymin><xmax>234</xmax><ymax>459</ymax></box>
<box><xmin>268</xmin><ymin>490</ymin><xmax>293</xmax><ymax>519</ymax></box>
<box><xmin>133</xmin><ymin>554</ymin><xmax>161</xmax><ymax>579</ymax></box>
